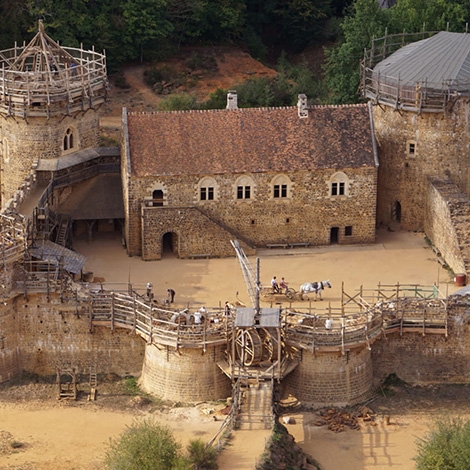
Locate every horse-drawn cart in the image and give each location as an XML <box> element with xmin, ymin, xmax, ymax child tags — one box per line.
<box><xmin>260</xmin><ymin>280</ymin><xmax>332</xmax><ymax>302</ymax></box>
<box><xmin>260</xmin><ymin>286</ymin><xmax>298</xmax><ymax>301</ymax></box>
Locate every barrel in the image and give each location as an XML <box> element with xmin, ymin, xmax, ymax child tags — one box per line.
<box><xmin>454</xmin><ymin>273</ymin><xmax>466</xmax><ymax>287</ymax></box>
<box><xmin>82</xmin><ymin>271</ymin><xmax>94</xmax><ymax>282</ymax></box>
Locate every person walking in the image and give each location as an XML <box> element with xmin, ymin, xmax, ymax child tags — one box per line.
<box><xmin>167</xmin><ymin>288</ymin><xmax>175</xmax><ymax>303</ymax></box>
<box><xmin>146</xmin><ymin>282</ymin><xmax>153</xmax><ymax>300</ymax></box>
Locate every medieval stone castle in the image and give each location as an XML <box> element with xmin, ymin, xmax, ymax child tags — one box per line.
<box><xmin>1</xmin><ymin>23</ymin><xmax>470</xmax><ymax>414</ymax></box>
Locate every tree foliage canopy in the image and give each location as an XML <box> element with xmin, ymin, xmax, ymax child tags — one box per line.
<box><xmin>2</xmin><ymin>0</ymin><xmax>470</xmax><ymax>103</ymax></box>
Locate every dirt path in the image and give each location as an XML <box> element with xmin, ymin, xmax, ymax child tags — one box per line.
<box><xmin>99</xmin><ymin>47</ymin><xmax>278</xmax><ymax>133</ymax></box>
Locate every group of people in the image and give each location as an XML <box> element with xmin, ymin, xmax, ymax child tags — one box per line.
<box><xmin>270</xmin><ymin>276</ymin><xmax>289</xmax><ymax>294</ymax></box>
<box><xmin>145</xmin><ymin>283</ymin><xmax>176</xmax><ymax>305</ymax></box>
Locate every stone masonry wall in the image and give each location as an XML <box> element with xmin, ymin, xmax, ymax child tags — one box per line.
<box><xmin>282</xmin><ymin>346</ymin><xmax>374</xmax><ymax>406</ymax></box>
<box><xmin>142</xmin><ymin>206</ymin><xmax>255</xmax><ymax>260</ymax></box>
<box><xmin>372</xmin><ymin>98</ymin><xmax>470</xmax><ymax>230</ymax></box>
<box><xmin>140</xmin><ymin>343</ymin><xmax>231</xmax><ymax>403</ymax></box>
<box><xmin>372</xmin><ymin>295</ymin><xmax>470</xmax><ymax>384</ymax></box>
<box><xmin>0</xmin><ymin>293</ymin><xmax>145</xmax><ymax>380</ymax></box>
<box><xmin>126</xmin><ymin>167</ymin><xmax>377</xmax><ymax>258</ymax></box>
<box><xmin>0</xmin><ymin>302</ymin><xmax>20</xmax><ymax>383</ymax></box>
<box><xmin>425</xmin><ymin>179</ymin><xmax>468</xmax><ymax>275</ymax></box>
<box><xmin>0</xmin><ymin>110</ymin><xmax>100</xmax><ymax>206</ymax></box>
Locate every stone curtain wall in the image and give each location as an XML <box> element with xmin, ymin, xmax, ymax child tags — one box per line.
<box><xmin>128</xmin><ymin>167</ymin><xmax>377</xmax><ymax>259</ymax></box>
<box><xmin>140</xmin><ymin>343</ymin><xmax>231</xmax><ymax>402</ymax></box>
<box><xmin>0</xmin><ymin>302</ymin><xmax>20</xmax><ymax>383</ymax></box>
<box><xmin>372</xmin><ymin>295</ymin><xmax>470</xmax><ymax>384</ymax></box>
<box><xmin>425</xmin><ymin>179</ymin><xmax>467</xmax><ymax>275</ymax></box>
<box><xmin>372</xmin><ymin>99</ymin><xmax>470</xmax><ymax>230</ymax></box>
<box><xmin>282</xmin><ymin>347</ymin><xmax>374</xmax><ymax>406</ymax></box>
<box><xmin>0</xmin><ymin>293</ymin><xmax>145</xmax><ymax>381</ymax></box>
<box><xmin>0</xmin><ymin>111</ymin><xmax>100</xmax><ymax>206</ymax></box>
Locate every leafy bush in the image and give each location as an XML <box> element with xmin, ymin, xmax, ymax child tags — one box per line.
<box><xmin>415</xmin><ymin>417</ymin><xmax>470</xmax><ymax>469</ymax></box>
<box><xmin>112</xmin><ymin>72</ymin><xmax>130</xmax><ymax>90</ymax></box>
<box><xmin>123</xmin><ymin>376</ymin><xmax>140</xmax><ymax>396</ymax></box>
<box><xmin>204</xmin><ymin>88</ymin><xmax>228</xmax><ymax>109</ymax></box>
<box><xmin>188</xmin><ymin>52</ymin><xmax>218</xmax><ymax>72</ymax></box>
<box><xmin>187</xmin><ymin>439</ymin><xmax>218</xmax><ymax>470</ymax></box>
<box><xmin>104</xmin><ymin>419</ymin><xmax>182</xmax><ymax>470</ymax></box>
<box><xmin>144</xmin><ymin>65</ymin><xmax>178</xmax><ymax>86</ymax></box>
<box><xmin>157</xmin><ymin>94</ymin><xmax>199</xmax><ymax>111</ymax></box>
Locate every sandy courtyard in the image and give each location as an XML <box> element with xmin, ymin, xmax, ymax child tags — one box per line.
<box><xmin>0</xmin><ymin>229</ymin><xmax>464</xmax><ymax>470</ymax></box>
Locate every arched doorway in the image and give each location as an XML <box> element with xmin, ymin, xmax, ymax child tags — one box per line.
<box><xmin>162</xmin><ymin>232</ymin><xmax>178</xmax><ymax>257</ymax></box>
<box><xmin>392</xmin><ymin>201</ymin><xmax>402</xmax><ymax>223</ymax></box>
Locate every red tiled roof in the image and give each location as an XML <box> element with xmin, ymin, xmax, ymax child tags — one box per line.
<box><xmin>126</xmin><ymin>104</ymin><xmax>375</xmax><ymax>177</ymax></box>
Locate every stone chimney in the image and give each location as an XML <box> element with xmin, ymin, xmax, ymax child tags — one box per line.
<box><xmin>297</xmin><ymin>94</ymin><xmax>308</xmax><ymax>119</ymax></box>
<box><xmin>226</xmin><ymin>90</ymin><xmax>238</xmax><ymax>110</ymax></box>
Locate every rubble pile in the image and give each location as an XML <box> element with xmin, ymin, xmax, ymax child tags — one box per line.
<box><xmin>314</xmin><ymin>406</ymin><xmax>376</xmax><ymax>432</ymax></box>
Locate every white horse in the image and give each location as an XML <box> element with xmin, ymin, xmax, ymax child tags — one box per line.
<box><xmin>299</xmin><ymin>280</ymin><xmax>332</xmax><ymax>301</ymax></box>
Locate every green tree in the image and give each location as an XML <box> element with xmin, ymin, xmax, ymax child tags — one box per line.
<box><xmin>415</xmin><ymin>417</ymin><xmax>470</xmax><ymax>469</ymax></box>
<box><xmin>104</xmin><ymin>419</ymin><xmax>182</xmax><ymax>470</ymax></box>
<box><xmin>323</xmin><ymin>0</ymin><xmax>388</xmax><ymax>103</ymax></box>
<box><xmin>122</xmin><ymin>0</ymin><xmax>174</xmax><ymax>62</ymax></box>
<box><xmin>272</xmin><ymin>0</ymin><xmax>334</xmax><ymax>49</ymax></box>
<box><xmin>187</xmin><ymin>439</ymin><xmax>218</xmax><ymax>470</ymax></box>
<box><xmin>390</xmin><ymin>0</ymin><xmax>468</xmax><ymax>33</ymax></box>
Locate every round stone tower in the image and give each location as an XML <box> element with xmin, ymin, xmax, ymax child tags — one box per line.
<box><xmin>361</xmin><ymin>31</ymin><xmax>470</xmax><ymax>231</ymax></box>
<box><xmin>0</xmin><ymin>20</ymin><xmax>107</xmax><ymax>208</ymax></box>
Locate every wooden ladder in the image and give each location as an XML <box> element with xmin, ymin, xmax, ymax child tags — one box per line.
<box><xmin>89</xmin><ymin>366</ymin><xmax>98</xmax><ymax>401</ymax></box>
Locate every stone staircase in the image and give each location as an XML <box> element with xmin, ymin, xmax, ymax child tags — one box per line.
<box><xmin>236</xmin><ymin>379</ymin><xmax>275</xmax><ymax>430</ymax></box>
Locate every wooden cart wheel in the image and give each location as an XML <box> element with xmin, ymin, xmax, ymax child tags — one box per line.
<box><xmin>235</xmin><ymin>328</ymin><xmax>263</xmax><ymax>366</ymax></box>
<box><xmin>286</xmin><ymin>288</ymin><xmax>296</xmax><ymax>300</ymax></box>
<box><xmin>260</xmin><ymin>288</ymin><xmax>274</xmax><ymax>300</ymax></box>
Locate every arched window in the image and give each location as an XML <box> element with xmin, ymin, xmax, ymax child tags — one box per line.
<box><xmin>329</xmin><ymin>172</ymin><xmax>350</xmax><ymax>197</ymax></box>
<box><xmin>152</xmin><ymin>189</ymin><xmax>164</xmax><ymax>206</ymax></box>
<box><xmin>271</xmin><ymin>174</ymin><xmax>292</xmax><ymax>199</ymax></box>
<box><xmin>63</xmin><ymin>128</ymin><xmax>74</xmax><ymax>151</ymax></box>
<box><xmin>199</xmin><ymin>177</ymin><xmax>217</xmax><ymax>201</ymax></box>
<box><xmin>235</xmin><ymin>175</ymin><xmax>254</xmax><ymax>200</ymax></box>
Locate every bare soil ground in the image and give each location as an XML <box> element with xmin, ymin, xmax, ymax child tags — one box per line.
<box><xmin>0</xmin><ymin>229</ymin><xmax>465</xmax><ymax>469</ymax></box>
<box><xmin>99</xmin><ymin>46</ymin><xmax>278</xmax><ymax>137</ymax></box>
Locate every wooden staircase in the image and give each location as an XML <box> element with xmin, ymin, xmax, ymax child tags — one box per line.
<box><xmin>55</xmin><ymin>216</ymin><xmax>70</xmax><ymax>246</ymax></box>
<box><xmin>236</xmin><ymin>379</ymin><xmax>274</xmax><ymax>430</ymax></box>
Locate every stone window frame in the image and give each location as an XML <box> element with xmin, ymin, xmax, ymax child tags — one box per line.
<box><xmin>235</xmin><ymin>175</ymin><xmax>255</xmax><ymax>201</ymax></box>
<box><xmin>62</xmin><ymin>126</ymin><xmax>78</xmax><ymax>154</ymax></box>
<box><xmin>144</xmin><ymin>183</ymin><xmax>167</xmax><ymax>207</ymax></box>
<box><xmin>407</xmin><ymin>140</ymin><xmax>417</xmax><ymax>158</ymax></box>
<box><xmin>198</xmin><ymin>177</ymin><xmax>218</xmax><ymax>202</ymax></box>
<box><xmin>328</xmin><ymin>172</ymin><xmax>350</xmax><ymax>198</ymax></box>
<box><xmin>345</xmin><ymin>225</ymin><xmax>353</xmax><ymax>236</ymax></box>
<box><xmin>2</xmin><ymin>138</ymin><xmax>9</xmax><ymax>163</ymax></box>
<box><xmin>271</xmin><ymin>174</ymin><xmax>292</xmax><ymax>200</ymax></box>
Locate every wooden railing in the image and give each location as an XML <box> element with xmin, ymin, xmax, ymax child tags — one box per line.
<box><xmin>89</xmin><ymin>291</ymin><xmax>229</xmax><ymax>349</ymax></box>
<box><xmin>359</xmin><ymin>30</ymin><xmax>470</xmax><ymax>113</ymax></box>
<box><xmin>85</xmin><ymin>285</ymin><xmax>449</xmax><ymax>355</ymax></box>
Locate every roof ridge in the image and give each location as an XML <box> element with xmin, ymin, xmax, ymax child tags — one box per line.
<box><xmin>127</xmin><ymin>102</ymin><xmax>368</xmax><ymax>116</ymax></box>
